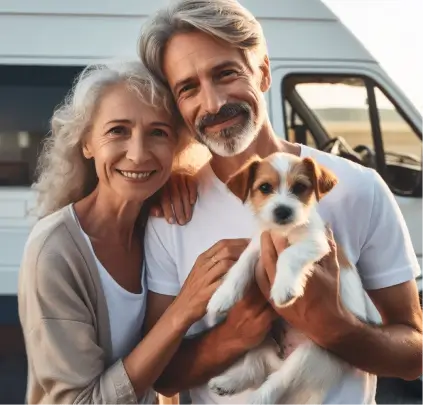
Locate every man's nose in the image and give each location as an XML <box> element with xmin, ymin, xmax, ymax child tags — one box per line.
<box><xmin>202</xmin><ymin>83</ymin><xmax>226</xmax><ymax>115</ymax></box>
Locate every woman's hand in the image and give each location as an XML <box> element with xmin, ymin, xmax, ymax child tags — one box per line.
<box><xmin>171</xmin><ymin>238</ymin><xmax>250</xmax><ymax>328</ymax></box>
<box><xmin>150</xmin><ymin>172</ymin><xmax>198</xmax><ymax>225</ymax></box>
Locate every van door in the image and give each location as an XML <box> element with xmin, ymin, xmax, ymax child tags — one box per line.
<box><xmin>269</xmin><ymin>64</ymin><xmax>422</xmax><ymax>277</ymax></box>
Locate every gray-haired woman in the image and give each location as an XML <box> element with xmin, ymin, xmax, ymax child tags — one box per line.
<box><xmin>18</xmin><ymin>61</ymin><xmax>224</xmax><ymax>404</ymax></box>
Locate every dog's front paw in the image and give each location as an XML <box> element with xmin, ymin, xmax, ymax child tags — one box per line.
<box><xmin>270</xmin><ymin>283</ymin><xmax>301</xmax><ymax>308</ymax></box>
<box><xmin>208</xmin><ymin>376</ymin><xmax>239</xmax><ymax>397</ymax></box>
<box><xmin>270</xmin><ymin>266</ymin><xmax>305</xmax><ymax>308</ymax></box>
<box><xmin>249</xmin><ymin>387</ymin><xmax>279</xmax><ymax>405</ymax></box>
<box><xmin>207</xmin><ymin>285</ymin><xmax>236</xmax><ymax>315</ymax></box>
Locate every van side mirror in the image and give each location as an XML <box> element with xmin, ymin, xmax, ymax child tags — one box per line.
<box><xmin>385</xmin><ymin>160</ymin><xmax>422</xmax><ymax>197</ymax></box>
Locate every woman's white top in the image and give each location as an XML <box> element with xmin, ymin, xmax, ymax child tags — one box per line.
<box><xmin>71</xmin><ymin>207</ymin><xmax>154</xmax><ymax>403</ymax></box>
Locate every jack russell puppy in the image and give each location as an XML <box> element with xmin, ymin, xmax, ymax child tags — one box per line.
<box><xmin>206</xmin><ymin>152</ymin><xmax>381</xmax><ymax>404</ymax></box>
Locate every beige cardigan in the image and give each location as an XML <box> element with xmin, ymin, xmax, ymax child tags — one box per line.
<box><xmin>18</xmin><ymin>204</ymin><xmax>155</xmax><ymax>404</ymax></box>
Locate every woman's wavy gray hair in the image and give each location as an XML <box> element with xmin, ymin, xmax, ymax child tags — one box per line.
<box><xmin>33</xmin><ymin>60</ymin><xmax>176</xmax><ymax>218</ymax></box>
<box><xmin>139</xmin><ymin>0</ymin><xmax>267</xmax><ymax>85</ymax></box>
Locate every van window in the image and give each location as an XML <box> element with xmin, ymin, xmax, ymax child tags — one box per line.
<box><xmin>291</xmin><ymin>78</ymin><xmax>374</xmax><ymax>151</ymax></box>
<box><xmin>282</xmin><ymin>74</ymin><xmax>422</xmax><ymax>196</ymax></box>
<box><xmin>283</xmin><ymin>74</ymin><xmax>421</xmax><ymax>154</ymax></box>
<box><xmin>374</xmin><ymin>87</ymin><xmax>421</xmax><ymax>161</ymax></box>
<box><xmin>0</xmin><ymin>65</ymin><xmax>82</xmax><ymax>187</ymax></box>
<box><xmin>283</xmin><ymin>100</ymin><xmax>316</xmax><ymax>148</ymax></box>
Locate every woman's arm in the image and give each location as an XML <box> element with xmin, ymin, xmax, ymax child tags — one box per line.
<box><xmin>20</xmin><ymin>236</ymin><xmax>236</xmax><ymax>403</ymax></box>
<box><xmin>20</xmin><ymin>248</ymin><xmax>141</xmax><ymax>404</ymax></box>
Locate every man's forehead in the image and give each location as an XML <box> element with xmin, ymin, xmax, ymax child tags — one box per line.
<box><xmin>163</xmin><ymin>31</ymin><xmax>243</xmax><ymax>83</ymax></box>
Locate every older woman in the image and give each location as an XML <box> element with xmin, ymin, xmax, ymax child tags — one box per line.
<box><xmin>18</xmin><ymin>61</ymin><xmax>228</xmax><ymax>404</ymax></box>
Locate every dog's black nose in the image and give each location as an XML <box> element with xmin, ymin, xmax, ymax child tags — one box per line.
<box><xmin>273</xmin><ymin>205</ymin><xmax>293</xmax><ymax>224</ymax></box>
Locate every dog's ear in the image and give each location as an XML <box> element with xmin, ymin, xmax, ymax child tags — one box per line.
<box><xmin>303</xmin><ymin>157</ymin><xmax>338</xmax><ymax>201</ymax></box>
<box><xmin>226</xmin><ymin>155</ymin><xmax>262</xmax><ymax>203</ymax></box>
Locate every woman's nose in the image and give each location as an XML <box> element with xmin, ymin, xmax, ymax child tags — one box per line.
<box><xmin>126</xmin><ymin>134</ymin><xmax>146</xmax><ymax>164</ymax></box>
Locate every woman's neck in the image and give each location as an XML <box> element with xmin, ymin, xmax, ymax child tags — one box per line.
<box><xmin>74</xmin><ymin>186</ymin><xmax>143</xmax><ymax>250</ymax></box>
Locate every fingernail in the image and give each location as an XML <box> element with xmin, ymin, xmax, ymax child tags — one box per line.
<box><xmin>168</xmin><ymin>217</ymin><xmax>175</xmax><ymax>224</ymax></box>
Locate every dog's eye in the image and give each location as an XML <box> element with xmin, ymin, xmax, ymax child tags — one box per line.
<box><xmin>258</xmin><ymin>182</ymin><xmax>273</xmax><ymax>194</ymax></box>
<box><xmin>291</xmin><ymin>182</ymin><xmax>308</xmax><ymax>195</ymax></box>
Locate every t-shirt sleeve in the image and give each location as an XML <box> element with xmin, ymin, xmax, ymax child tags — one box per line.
<box><xmin>144</xmin><ymin>217</ymin><xmax>181</xmax><ymax>296</ymax></box>
<box><xmin>358</xmin><ymin>170</ymin><xmax>421</xmax><ymax>290</ymax></box>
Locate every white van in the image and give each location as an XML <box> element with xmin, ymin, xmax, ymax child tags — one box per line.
<box><xmin>0</xmin><ymin>0</ymin><xmax>421</xmax><ymax>367</ymax></box>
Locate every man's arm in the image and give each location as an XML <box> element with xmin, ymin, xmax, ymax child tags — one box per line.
<box><xmin>257</xmin><ymin>230</ymin><xmax>422</xmax><ymax>381</ymax></box>
<box><xmin>144</xmin><ymin>287</ymin><xmax>275</xmax><ymax>397</ymax></box>
<box><xmin>324</xmin><ymin>280</ymin><xmax>422</xmax><ymax>380</ymax></box>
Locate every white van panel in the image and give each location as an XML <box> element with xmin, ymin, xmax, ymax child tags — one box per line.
<box><xmin>0</xmin><ymin>189</ymin><xmax>36</xmax><ymax>294</ymax></box>
<box><xmin>0</xmin><ymin>0</ymin><xmax>374</xmax><ymax>66</ymax></box>
<box><xmin>0</xmin><ymin>14</ymin><xmax>146</xmax><ymax>65</ymax></box>
<box><xmin>0</xmin><ymin>0</ymin><xmax>337</xmax><ymax>20</ymax></box>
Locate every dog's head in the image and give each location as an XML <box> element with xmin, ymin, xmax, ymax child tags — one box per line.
<box><xmin>226</xmin><ymin>152</ymin><xmax>338</xmax><ymax>230</ymax></box>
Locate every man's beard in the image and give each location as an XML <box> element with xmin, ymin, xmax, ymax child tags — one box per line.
<box><xmin>195</xmin><ymin>102</ymin><xmax>259</xmax><ymax>157</ymax></box>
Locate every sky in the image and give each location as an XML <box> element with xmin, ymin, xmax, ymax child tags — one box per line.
<box><xmin>321</xmin><ymin>0</ymin><xmax>422</xmax><ymax>114</ymax></box>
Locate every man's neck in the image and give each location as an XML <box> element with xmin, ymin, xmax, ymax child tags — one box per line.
<box><xmin>210</xmin><ymin>120</ymin><xmax>301</xmax><ymax>183</ymax></box>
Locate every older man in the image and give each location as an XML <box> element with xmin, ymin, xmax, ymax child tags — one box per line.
<box><xmin>139</xmin><ymin>0</ymin><xmax>422</xmax><ymax>403</ymax></box>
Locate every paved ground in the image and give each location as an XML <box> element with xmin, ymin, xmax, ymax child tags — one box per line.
<box><xmin>0</xmin><ymin>355</ymin><xmax>421</xmax><ymax>404</ymax></box>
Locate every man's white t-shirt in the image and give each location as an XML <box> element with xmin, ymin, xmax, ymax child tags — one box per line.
<box><xmin>144</xmin><ymin>145</ymin><xmax>421</xmax><ymax>404</ymax></box>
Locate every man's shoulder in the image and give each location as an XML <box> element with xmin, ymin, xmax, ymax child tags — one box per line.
<box><xmin>302</xmin><ymin>146</ymin><xmax>379</xmax><ymax>204</ymax></box>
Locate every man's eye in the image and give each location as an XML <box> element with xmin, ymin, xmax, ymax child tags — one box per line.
<box><xmin>258</xmin><ymin>182</ymin><xmax>273</xmax><ymax>194</ymax></box>
<box><xmin>219</xmin><ymin>70</ymin><xmax>237</xmax><ymax>78</ymax></box>
<box><xmin>179</xmin><ymin>84</ymin><xmax>195</xmax><ymax>95</ymax></box>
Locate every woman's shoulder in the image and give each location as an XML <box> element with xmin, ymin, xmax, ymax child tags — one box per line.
<box><xmin>24</xmin><ymin>205</ymin><xmax>76</xmax><ymax>260</ymax></box>
<box><xmin>20</xmin><ymin>204</ymin><xmax>92</xmax><ymax>293</ymax></box>
<box><xmin>18</xmin><ymin>204</ymin><xmax>97</xmax><ymax>335</ymax></box>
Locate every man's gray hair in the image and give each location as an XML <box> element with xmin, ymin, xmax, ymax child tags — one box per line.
<box><xmin>139</xmin><ymin>0</ymin><xmax>267</xmax><ymax>85</ymax></box>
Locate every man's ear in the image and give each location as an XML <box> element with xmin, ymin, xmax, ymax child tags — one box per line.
<box><xmin>303</xmin><ymin>157</ymin><xmax>338</xmax><ymax>201</ymax></box>
<box><xmin>259</xmin><ymin>55</ymin><xmax>271</xmax><ymax>92</ymax></box>
<box><xmin>226</xmin><ymin>155</ymin><xmax>262</xmax><ymax>203</ymax></box>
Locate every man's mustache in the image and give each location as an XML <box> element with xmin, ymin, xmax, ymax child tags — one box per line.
<box><xmin>197</xmin><ymin>102</ymin><xmax>250</xmax><ymax>133</ymax></box>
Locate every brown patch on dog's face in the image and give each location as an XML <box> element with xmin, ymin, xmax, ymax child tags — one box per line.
<box><xmin>226</xmin><ymin>155</ymin><xmax>262</xmax><ymax>202</ymax></box>
<box><xmin>249</xmin><ymin>161</ymin><xmax>281</xmax><ymax>214</ymax></box>
<box><xmin>286</xmin><ymin>161</ymin><xmax>315</xmax><ymax>205</ymax></box>
<box><xmin>302</xmin><ymin>157</ymin><xmax>338</xmax><ymax>201</ymax></box>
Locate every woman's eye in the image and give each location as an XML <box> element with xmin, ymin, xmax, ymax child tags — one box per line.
<box><xmin>151</xmin><ymin>128</ymin><xmax>168</xmax><ymax>137</ymax></box>
<box><xmin>108</xmin><ymin>126</ymin><xmax>128</xmax><ymax>136</ymax></box>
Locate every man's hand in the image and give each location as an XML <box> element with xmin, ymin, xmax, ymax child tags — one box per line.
<box><xmin>255</xmin><ymin>229</ymin><xmax>348</xmax><ymax>347</ymax></box>
<box><xmin>223</xmin><ymin>282</ymin><xmax>277</xmax><ymax>348</ymax></box>
<box><xmin>150</xmin><ymin>171</ymin><xmax>198</xmax><ymax>225</ymax></box>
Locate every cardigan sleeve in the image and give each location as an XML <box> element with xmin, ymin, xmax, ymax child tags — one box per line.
<box><xmin>19</xmin><ymin>248</ymin><xmax>145</xmax><ymax>404</ymax></box>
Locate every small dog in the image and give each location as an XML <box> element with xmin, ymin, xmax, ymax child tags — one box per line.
<box><xmin>206</xmin><ymin>152</ymin><xmax>381</xmax><ymax>404</ymax></box>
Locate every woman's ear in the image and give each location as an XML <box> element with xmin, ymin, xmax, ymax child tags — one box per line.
<box><xmin>82</xmin><ymin>143</ymin><xmax>93</xmax><ymax>159</ymax></box>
